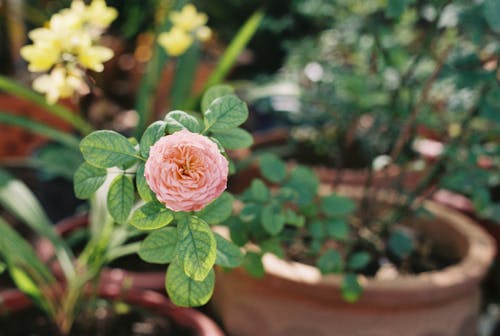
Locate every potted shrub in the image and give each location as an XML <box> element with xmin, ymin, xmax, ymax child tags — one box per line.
<box><xmin>211</xmin><ymin>153</ymin><xmax>496</xmax><ymax>335</ymax></box>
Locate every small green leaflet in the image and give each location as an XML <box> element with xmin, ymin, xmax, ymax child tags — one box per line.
<box><xmin>261</xmin><ymin>203</ymin><xmax>285</xmax><ymax>236</ymax></box>
<box><xmin>242</xmin><ymin>252</ymin><xmax>265</xmax><ymax>278</ymax></box>
<box><xmin>107</xmin><ymin>174</ymin><xmax>135</xmax><ymax>224</ymax></box>
<box><xmin>177</xmin><ymin>216</ymin><xmax>216</xmax><ymax>281</ymax></box>
<box><xmin>196</xmin><ymin>192</ymin><xmax>234</xmax><ymax>225</ymax></box>
<box><xmin>203</xmin><ymin>95</ymin><xmax>248</xmax><ymax>131</ymax></box>
<box><xmin>73</xmin><ymin>162</ymin><xmax>107</xmax><ymax>199</ymax></box>
<box><xmin>214</xmin><ymin>232</ymin><xmax>244</xmax><ymax>268</ymax></box>
<box><xmin>259</xmin><ymin>153</ymin><xmax>287</xmax><ymax>183</ymax></box>
<box><xmin>317</xmin><ymin>249</ymin><xmax>343</xmax><ymax>274</ymax></box>
<box><xmin>388</xmin><ymin>230</ymin><xmax>414</xmax><ymax>259</ymax></box>
<box><xmin>80</xmin><ymin>130</ymin><xmax>139</xmax><ymax>168</ymax></box>
<box><xmin>136</xmin><ymin>163</ymin><xmax>156</xmax><ymax>202</ymax></box>
<box><xmin>129</xmin><ymin>201</ymin><xmax>174</xmax><ymax>230</ymax></box>
<box><xmin>211</xmin><ymin>128</ymin><xmax>253</xmax><ymax>149</ymax></box>
<box><xmin>139</xmin><ymin>121</ymin><xmax>166</xmax><ymax>158</ymax></box>
<box><xmin>165</xmin><ymin>110</ymin><xmax>202</xmax><ymax>134</ymax></box>
<box><xmin>201</xmin><ymin>84</ymin><xmax>234</xmax><ymax>113</ymax></box>
<box><xmin>166</xmin><ymin>260</ymin><xmax>215</xmax><ymax>307</ymax></box>
<box><xmin>322</xmin><ymin>194</ymin><xmax>356</xmax><ymax>217</ymax></box>
<box><xmin>341</xmin><ymin>273</ymin><xmax>363</xmax><ymax>303</ymax></box>
<box><xmin>138</xmin><ymin>227</ymin><xmax>177</xmax><ymax>264</ymax></box>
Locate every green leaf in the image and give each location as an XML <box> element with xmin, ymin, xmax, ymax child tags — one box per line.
<box><xmin>139</xmin><ymin>121</ymin><xmax>166</xmax><ymax>158</ymax></box>
<box><xmin>388</xmin><ymin>230</ymin><xmax>414</xmax><ymax>259</ymax></box>
<box><xmin>73</xmin><ymin>162</ymin><xmax>107</xmax><ymax>199</ymax></box>
<box><xmin>242</xmin><ymin>252</ymin><xmax>265</xmax><ymax>278</ymax></box>
<box><xmin>228</xmin><ymin>217</ymin><xmax>248</xmax><ymax>246</ymax></box>
<box><xmin>35</xmin><ymin>144</ymin><xmax>82</xmax><ymax>179</ymax></box>
<box><xmin>309</xmin><ymin>220</ymin><xmax>325</xmax><ymax>240</ymax></box>
<box><xmin>239</xmin><ymin>203</ymin><xmax>262</xmax><ymax>223</ymax></box>
<box><xmin>325</xmin><ymin>219</ymin><xmax>350</xmax><ymax>241</ymax></box>
<box><xmin>284</xmin><ymin>208</ymin><xmax>305</xmax><ymax>227</ymax></box>
<box><xmin>214</xmin><ymin>232</ymin><xmax>244</xmax><ymax>268</ymax></box>
<box><xmin>261</xmin><ymin>203</ymin><xmax>286</xmax><ymax>236</ymax></box>
<box><xmin>166</xmin><ymin>260</ymin><xmax>215</xmax><ymax>307</ymax></box>
<box><xmin>322</xmin><ymin>194</ymin><xmax>356</xmax><ymax>217</ymax></box>
<box><xmin>347</xmin><ymin>252</ymin><xmax>371</xmax><ymax>271</ymax></box>
<box><xmin>165</xmin><ymin>110</ymin><xmax>202</xmax><ymax>134</ymax></box>
<box><xmin>201</xmin><ymin>84</ymin><xmax>235</xmax><ymax>113</ymax></box>
<box><xmin>107</xmin><ymin>174</ymin><xmax>135</xmax><ymax>224</ymax></box>
<box><xmin>385</xmin><ymin>0</ymin><xmax>414</xmax><ymax>18</ymax></box>
<box><xmin>285</xmin><ymin>166</ymin><xmax>319</xmax><ymax>206</ymax></box>
<box><xmin>136</xmin><ymin>163</ymin><xmax>156</xmax><ymax>203</ymax></box>
<box><xmin>177</xmin><ymin>216</ymin><xmax>216</xmax><ymax>281</ymax></box>
<box><xmin>138</xmin><ymin>227</ymin><xmax>177</xmax><ymax>264</ymax></box>
<box><xmin>211</xmin><ymin>128</ymin><xmax>253</xmax><ymax>149</ymax></box>
<box><xmin>341</xmin><ymin>273</ymin><xmax>363</xmax><ymax>303</ymax></box>
<box><xmin>249</xmin><ymin>179</ymin><xmax>270</xmax><ymax>203</ymax></box>
<box><xmin>196</xmin><ymin>192</ymin><xmax>234</xmax><ymax>225</ymax></box>
<box><xmin>484</xmin><ymin>0</ymin><xmax>500</xmax><ymax>33</ymax></box>
<box><xmin>203</xmin><ymin>95</ymin><xmax>248</xmax><ymax>131</ymax></box>
<box><xmin>129</xmin><ymin>201</ymin><xmax>174</xmax><ymax>230</ymax></box>
<box><xmin>260</xmin><ymin>238</ymin><xmax>285</xmax><ymax>259</ymax></box>
<box><xmin>317</xmin><ymin>249</ymin><xmax>343</xmax><ymax>274</ymax></box>
<box><xmin>259</xmin><ymin>153</ymin><xmax>287</xmax><ymax>183</ymax></box>
<box><xmin>80</xmin><ymin>130</ymin><xmax>139</xmax><ymax>168</ymax></box>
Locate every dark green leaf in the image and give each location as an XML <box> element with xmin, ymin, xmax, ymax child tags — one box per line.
<box><xmin>259</xmin><ymin>153</ymin><xmax>287</xmax><ymax>183</ymax></box>
<box><xmin>322</xmin><ymin>194</ymin><xmax>356</xmax><ymax>217</ymax></box>
<box><xmin>165</xmin><ymin>110</ymin><xmax>202</xmax><ymax>134</ymax></box>
<box><xmin>80</xmin><ymin>130</ymin><xmax>139</xmax><ymax>168</ymax></box>
<box><xmin>211</xmin><ymin>128</ymin><xmax>253</xmax><ymax>149</ymax></box>
<box><xmin>285</xmin><ymin>166</ymin><xmax>319</xmax><ymax>206</ymax></box>
<box><xmin>107</xmin><ymin>174</ymin><xmax>135</xmax><ymax>224</ymax></box>
<box><xmin>388</xmin><ymin>230</ymin><xmax>414</xmax><ymax>259</ymax></box>
<box><xmin>347</xmin><ymin>252</ymin><xmax>371</xmax><ymax>271</ymax></box>
<box><xmin>196</xmin><ymin>192</ymin><xmax>234</xmax><ymax>225</ymax></box>
<box><xmin>140</xmin><ymin>121</ymin><xmax>166</xmax><ymax>158</ymax></box>
<box><xmin>73</xmin><ymin>162</ymin><xmax>107</xmax><ymax>199</ymax></box>
<box><xmin>204</xmin><ymin>95</ymin><xmax>248</xmax><ymax>131</ymax></box>
<box><xmin>249</xmin><ymin>179</ymin><xmax>270</xmax><ymax>203</ymax></box>
<box><xmin>138</xmin><ymin>227</ymin><xmax>177</xmax><ymax>264</ymax></box>
<box><xmin>341</xmin><ymin>273</ymin><xmax>363</xmax><ymax>303</ymax></box>
<box><xmin>129</xmin><ymin>201</ymin><xmax>174</xmax><ymax>230</ymax></box>
<box><xmin>177</xmin><ymin>216</ymin><xmax>216</xmax><ymax>281</ymax></box>
<box><xmin>136</xmin><ymin>163</ymin><xmax>156</xmax><ymax>203</ymax></box>
<box><xmin>261</xmin><ymin>203</ymin><xmax>286</xmax><ymax>236</ymax></box>
<box><xmin>325</xmin><ymin>219</ymin><xmax>350</xmax><ymax>241</ymax></box>
<box><xmin>201</xmin><ymin>84</ymin><xmax>234</xmax><ymax>113</ymax></box>
<box><xmin>242</xmin><ymin>252</ymin><xmax>265</xmax><ymax>278</ymax></box>
<box><xmin>317</xmin><ymin>249</ymin><xmax>343</xmax><ymax>274</ymax></box>
<box><xmin>166</xmin><ymin>260</ymin><xmax>215</xmax><ymax>307</ymax></box>
<box><xmin>484</xmin><ymin>0</ymin><xmax>500</xmax><ymax>33</ymax></box>
<box><xmin>309</xmin><ymin>220</ymin><xmax>325</xmax><ymax>240</ymax></box>
<box><xmin>228</xmin><ymin>217</ymin><xmax>248</xmax><ymax>246</ymax></box>
<box><xmin>214</xmin><ymin>232</ymin><xmax>244</xmax><ymax>268</ymax></box>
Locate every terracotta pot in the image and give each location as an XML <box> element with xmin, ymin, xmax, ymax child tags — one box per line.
<box><xmin>0</xmin><ymin>94</ymin><xmax>75</xmax><ymax>159</ymax></box>
<box><xmin>35</xmin><ymin>214</ymin><xmax>165</xmax><ymax>292</ymax></box>
<box><xmin>0</xmin><ymin>287</ymin><xmax>224</xmax><ymax>336</ymax></box>
<box><xmin>212</xmin><ymin>186</ymin><xmax>496</xmax><ymax>336</ymax></box>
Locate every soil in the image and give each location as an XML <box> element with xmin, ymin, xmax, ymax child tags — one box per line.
<box><xmin>0</xmin><ymin>300</ymin><xmax>191</xmax><ymax>336</ymax></box>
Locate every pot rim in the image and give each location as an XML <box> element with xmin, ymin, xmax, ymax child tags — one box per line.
<box><xmin>0</xmin><ymin>287</ymin><xmax>224</xmax><ymax>336</ymax></box>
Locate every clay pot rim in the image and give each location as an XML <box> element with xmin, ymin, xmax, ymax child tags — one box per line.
<box><xmin>0</xmin><ymin>287</ymin><xmax>224</xmax><ymax>336</ymax></box>
<box><xmin>241</xmin><ymin>185</ymin><xmax>496</xmax><ymax>306</ymax></box>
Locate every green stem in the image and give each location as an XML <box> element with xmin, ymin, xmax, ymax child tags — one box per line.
<box><xmin>0</xmin><ymin>112</ymin><xmax>81</xmax><ymax>149</ymax></box>
<box><xmin>185</xmin><ymin>9</ymin><xmax>264</xmax><ymax>110</ymax></box>
<box><xmin>0</xmin><ymin>75</ymin><xmax>94</xmax><ymax>135</ymax></box>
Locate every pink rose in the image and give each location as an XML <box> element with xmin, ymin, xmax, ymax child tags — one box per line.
<box><xmin>144</xmin><ymin>129</ymin><xmax>228</xmax><ymax>212</ymax></box>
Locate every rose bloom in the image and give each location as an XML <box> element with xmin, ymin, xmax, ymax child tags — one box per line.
<box><xmin>144</xmin><ymin>130</ymin><xmax>228</xmax><ymax>212</ymax></box>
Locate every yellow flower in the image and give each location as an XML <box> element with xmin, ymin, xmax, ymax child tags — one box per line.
<box><xmin>158</xmin><ymin>27</ymin><xmax>194</xmax><ymax>56</ymax></box>
<box><xmin>196</xmin><ymin>26</ymin><xmax>212</xmax><ymax>42</ymax></box>
<box><xmin>32</xmin><ymin>67</ymin><xmax>86</xmax><ymax>104</ymax></box>
<box><xmin>77</xmin><ymin>44</ymin><xmax>114</xmax><ymax>72</ymax></box>
<box><xmin>20</xmin><ymin>43</ymin><xmax>60</xmax><ymax>72</ymax></box>
<box><xmin>170</xmin><ymin>4</ymin><xmax>208</xmax><ymax>32</ymax></box>
<box><xmin>85</xmin><ymin>0</ymin><xmax>118</xmax><ymax>29</ymax></box>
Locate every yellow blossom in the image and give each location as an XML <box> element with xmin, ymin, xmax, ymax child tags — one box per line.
<box><xmin>196</xmin><ymin>26</ymin><xmax>212</xmax><ymax>42</ymax></box>
<box><xmin>32</xmin><ymin>67</ymin><xmax>87</xmax><ymax>104</ymax></box>
<box><xmin>158</xmin><ymin>27</ymin><xmax>194</xmax><ymax>56</ymax></box>
<box><xmin>78</xmin><ymin>44</ymin><xmax>114</xmax><ymax>72</ymax></box>
<box><xmin>170</xmin><ymin>4</ymin><xmax>208</xmax><ymax>32</ymax></box>
<box><xmin>20</xmin><ymin>44</ymin><xmax>60</xmax><ymax>72</ymax></box>
<box><xmin>85</xmin><ymin>0</ymin><xmax>118</xmax><ymax>29</ymax></box>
